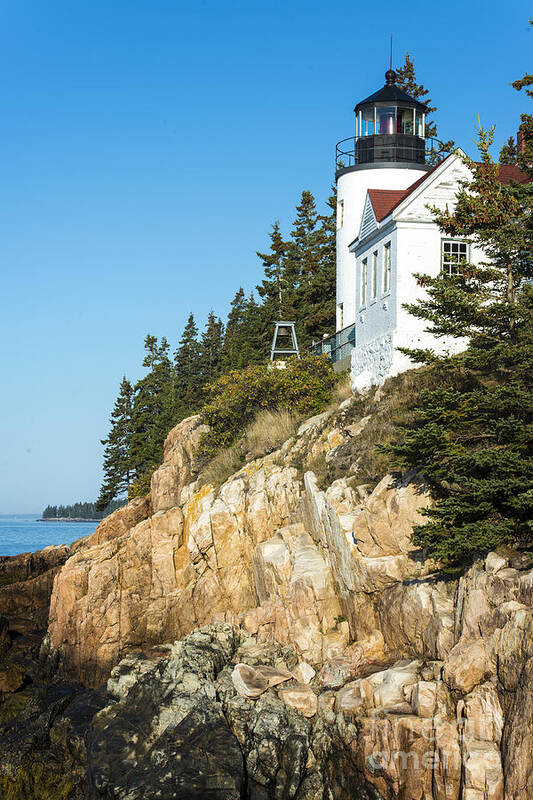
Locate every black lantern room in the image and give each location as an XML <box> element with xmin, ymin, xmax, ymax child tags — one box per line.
<box><xmin>352</xmin><ymin>70</ymin><xmax>429</xmax><ymax>166</ymax></box>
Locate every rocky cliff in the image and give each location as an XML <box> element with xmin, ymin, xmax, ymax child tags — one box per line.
<box><xmin>1</xmin><ymin>393</ymin><xmax>532</xmax><ymax>799</ymax></box>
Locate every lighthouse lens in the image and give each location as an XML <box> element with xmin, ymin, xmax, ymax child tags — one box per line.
<box><xmin>378</xmin><ymin>107</ymin><xmax>396</xmax><ymax>135</ymax></box>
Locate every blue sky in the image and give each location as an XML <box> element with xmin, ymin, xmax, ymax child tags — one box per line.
<box><xmin>0</xmin><ymin>0</ymin><xmax>531</xmax><ymax>513</ymax></box>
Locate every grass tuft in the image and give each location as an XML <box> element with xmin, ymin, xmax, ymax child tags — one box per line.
<box><xmin>198</xmin><ymin>408</ymin><xmax>299</xmax><ymax>489</ymax></box>
<box><xmin>198</xmin><ymin>445</ymin><xmax>243</xmax><ymax>489</ymax></box>
<box><xmin>243</xmin><ymin>409</ymin><xmax>298</xmax><ymax>460</ymax></box>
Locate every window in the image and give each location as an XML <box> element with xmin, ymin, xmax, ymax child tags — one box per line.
<box><xmin>383</xmin><ymin>242</ymin><xmax>391</xmax><ymax>294</ymax></box>
<box><xmin>377</xmin><ymin>106</ymin><xmax>396</xmax><ymax>135</ymax></box>
<box><xmin>361</xmin><ymin>107</ymin><xmax>375</xmax><ymax>136</ymax></box>
<box><xmin>415</xmin><ymin>110</ymin><xmax>424</xmax><ymax>137</ymax></box>
<box><xmin>441</xmin><ymin>240</ymin><xmax>468</xmax><ymax>275</ymax></box>
<box><xmin>338</xmin><ymin>303</ymin><xmax>344</xmax><ymax>329</ymax></box>
<box><xmin>371</xmin><ymin>251</ymin><xmax>378</xmax><ymax>300</ymax></box>
<box><xmin>337</xmin><ymin>199</ymin><xmax>344</xmax><ymax>230</ymax></box>
<box><xmin>398</xmin><ymin>107</ymin><xmax>414</xmax><ymax>135</ymax></box>
<box><xmin>361</xmin><ymin>258</ymin><xmax>368</xmax><ymax>307</ymax></box>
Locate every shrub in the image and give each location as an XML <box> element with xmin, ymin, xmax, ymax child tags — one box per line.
<box><xmin>201</xmin><ymin>354</ymin><xmax>337</xmax><ymax>456</ymax></box>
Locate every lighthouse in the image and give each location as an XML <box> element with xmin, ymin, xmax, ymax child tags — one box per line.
<box><xmin>335</xmin><ymin>69</ymin><xmax>430</xmax><ymax>339</ymax></box>
<box><xmin>326</xmin><ymin>68</ymin><xmax>531</xmax><ymax>390</ymax></box>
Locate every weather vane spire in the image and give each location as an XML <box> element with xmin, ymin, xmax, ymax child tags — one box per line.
<box><xmin>390</xmin><ymin>35</ymin><xmax>393</xmax><ymax>71</ymax></box>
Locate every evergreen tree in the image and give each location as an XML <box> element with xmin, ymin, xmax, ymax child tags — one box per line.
<box><xmin>256</xmin><ymin>222</ymin><xmax>291</xmax><ymax>357</ymax></box>
<box><xmin>512</xmin><ymin>59</ymin><xmax>533</xmax><ymax>174</ymax></box>
<box><xmin>390</xmin><ymin>113</ymin><xmax>533</xmax><ymax>567</ymax></box>
<box><xmin>395</xmin><ymin>53</ymin><xmax>436</xmax><ymax>134</ymax></box>
<box><xmin>283</xmin><ymin>190</ymin><xmax>321</xmax><ymax>348</ymax></box>
<box><xmin>43</xmin><ymin>499</ymin><xmax>126</xmax><ymax>519</ymax></box>
<box><xmin>175</xmin><ymin>313</ymin><xmax>202</xmax><ymax>414</ymax></box>
<box><xmin>395</xmin><ymin>52</ymin><xmax>455</xmax><ymax>162</ymax></box>
<box><xmin>300</xmin><ymin>185</ymin><xmax>337</xmax><ymax>342</ymax></box>
<box><xmin>96</xmin><ymin>376</ymin><xmax>133</xmax><ymax>510</ymax></box>
<box><xmin>199</xmin><ymin>310</ymin><xmax>224</xmax><ymax>386</ymax></box>
<box><xmin>222</xmin><ymin>288</ymin><xmax>247</xmax><ymax>369</ymax></box>
<box><xmin>257</xmin><ymin>221</ymin><xmax>290</xmax><ymax>319</ymax></box>
<box><xmin>222</xmin><ymin>288</ymin><xmax>266</xmax><ymax>367</ymax></box>
<box><xmin>288</xmin><ymin>190</ymin><xmax>320</xmax><ymax>284</ymax></box>
<box><xmin>241</xmin><ymin>291</ymin><xmax>266</xmax><ymax>363</ymax></box>
<box><xmin>499</xmin><ymin>135</ymin><xmax>518</xmax><ymax>165</ymax></box>
<box><xmin>129</xmin><ymin>336</ymin><xmax>174</xmax><ymax>496</ymax></box>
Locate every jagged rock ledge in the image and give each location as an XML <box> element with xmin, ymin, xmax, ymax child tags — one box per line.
<box><xmin>1</xmin><ymin>397</ymin><xmax>533</xmax><ymax>798</ymax></box>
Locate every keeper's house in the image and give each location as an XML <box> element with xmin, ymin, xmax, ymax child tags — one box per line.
<box><xmin>316</xmin><ymin>68</ymin><xmax>530</xmax><ymax>390</ymax></box>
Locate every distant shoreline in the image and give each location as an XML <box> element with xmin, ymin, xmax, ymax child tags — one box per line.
<box><xmin>37</xmin><ymin>518</ymin><xmax>101</xmax><ymax>523</ymax></box>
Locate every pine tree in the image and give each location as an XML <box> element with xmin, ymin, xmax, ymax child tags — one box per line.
<box><xmin>257</xmin><ymin>221</ymin><xmax>289</xmax><ymax>319</ymax></box>
<box><xmin>199</xmin><ymin>310</ymin><xmax>224</xmax><ymax>386</ymax></box>
<box><xmin>395</xmin><ymin>52</ymin><xmax>455</xmax><ymax>162</ymax></box>
<box><xmin>499</xmin><ymin>135</ymin><xmax>518</xmax><ymax>165</ymax></box>
<box><xmin>256</xmin><ymin>222</ymin><xmax>291</xmax><ymax>357</ymax></box>
<box><xmin>96</xmin><ymin>377</ymin><xmax>133</xmax><ymax>510</ymax></box>
<box><xmin>222</xmin><ymin>288</ymin><xmax>267</xmax><ymax>368</ymax></box>
<box><xmin>175</xmin><ymin>313</ymin><xmax>202</xmax><ymax>415</ymax></box>
<box><xmin>395</xmin><ymin>53</ymin><xmax>435</xmax><ymax>133</ymax></box>
<box><xmin>241</xmin><ymin>291</ymin><xmax>266</xmax><ymax>363</ymax></box>
<box><xmin>389</xmin><ymin>114</ymin><xmax>533</xmax><ymax>566</ymax></box>
<box><xmin>512</xmin><ymin>55</ymin><xmax>533</xmax><ymax>175</ymax></box>
<box><xmin>283</xmin><ymin>190</ymin><xmax>321</xmax><ymax>349</ymax></box>
<box><xmin>300</xmin><ymin>185</ymin><xmax>337</xmax><ymax>342</ymax></box>
<box><xmin>129</xmin><ymin>336</ymin><xmax>174</xmax><ymax>496</ymax></box>
<box><xmin>222</xmin><ymin>288</ymin><xmax>247</xmax><ymax>369</ymax></box>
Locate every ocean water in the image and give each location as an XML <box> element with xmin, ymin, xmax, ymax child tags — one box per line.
<box><xmin>0</xmin><ymin>515</ymin><xmax>99</xmax><ymax>557</ymax></box>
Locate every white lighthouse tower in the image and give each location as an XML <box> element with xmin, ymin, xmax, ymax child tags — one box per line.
<box><xmin>335</xmin><ymin>69</ymin><xmax>430</xmax><ymax>362</ymax></box>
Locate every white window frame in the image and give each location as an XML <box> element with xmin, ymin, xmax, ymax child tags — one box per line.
<box><xmin>383</xmin><ymin>241</ymin><xmax>391</xmax><ymax>295</ymax></box>
<box><xmin>361</xmin><ymin>257</ymin><xmax>368</xmax><ymax>307</ymax></box>
<box><xmin>371</xmin><ymin>250</ymin><xmax>378</xmax><ymax>301</ymax></box>
<box><xmin>441</xmin><ymin>239</ymin><xmax>469</xmax><ymax>276</ymax></box>
<box><xmin>337</xmin><ymin>302</ymin><xmax>344</xmax><ymax>329</ymax></box>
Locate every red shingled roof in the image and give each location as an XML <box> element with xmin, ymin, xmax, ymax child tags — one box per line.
<box><xmin>367</xmin><ymin>159</ymin><xmax>531</xmax><ymax>225</ymax></box>
<box><xmin>492</xmin><ymin>164</ymin><xmax>531</xmax><ymax>185</ymax></box>
<box><xmin>367</xmin><ymin>159</ymin><xmax>448</xmax><ymax>223</ymax></box>
<box><xmin>367</xmin><ymin>189</ymin><xmax>406</xmax><ymax>222</ymax></box>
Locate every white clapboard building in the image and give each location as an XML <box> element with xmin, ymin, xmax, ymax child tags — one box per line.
<box><xmin>322</xmin><ymin>68</ymin><xmax>529</xmax><ymax>390</ymax></box>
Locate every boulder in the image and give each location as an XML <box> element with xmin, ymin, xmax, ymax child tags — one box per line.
<box><xmin>150</xmin><ymin>415</ymin><xmax>209</xmax><ymax>513</ymax></box>
<box><xmin>443</xmin><ymin>639</ymin><xmax>496</xmax><ymax>694</ymax></box>
<box><xmin>351</xmin><ymin>472</ymin><xmax>431</xmax><ymax>558</ymax></box>
<box><xmin>0</xmin><ymin>545</ymin><xmax>72</xmax><ymax>635</ymax></box>
<box><xmin>86</xmin><ymin>497</ymin><xmax>149</xmax><ymax>546</ymax></box>
<box><xmin>293</xmin><ymin>661</ymin><xmax>316</xmax><ymax>684</ymax></box>
<box><xmin>411</xmin><ymin>680</ymin><xmax>437</xmax><ymax>718</ymax></box>
<box><xmin>231</xmin><ymin>663</ymin><xmax>291</xmax><ymax>698</ymax></box>
<box><xmin>278</xmin><ymin>684</ymin><xmax>318</xmax><ymax>718</ymax></box>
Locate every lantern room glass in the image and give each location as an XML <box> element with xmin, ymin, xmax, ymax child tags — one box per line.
<box><xmin>415</xmin><ymin>110</ymin><xmax>424</xmax><ymax>137</ymax></box>
<box><xmin>397</xmin><ymin>108</ymin><xmax>414</xmax><ymax>134</ymax></box>
<box><xmin>360</xmin><ymin>107</ymin><xmax>375</xmax><ymax>136</ymax></box>
<box><xmin>377</xmin><ymin>106</ymin><xmax>396</xmax><ymax>134</ymax></box>
<box><xmin>357</xmin><ymin>106</ymin><xmax>426</xmax><ymax>138</ymax></box>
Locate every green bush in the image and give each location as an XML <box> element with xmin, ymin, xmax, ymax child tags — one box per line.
<box><xmin>201</xmin><ymin>354</ymin><xmax>337</xmax><ymax>456</ymax></box>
